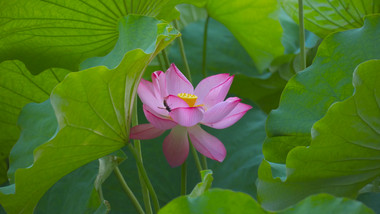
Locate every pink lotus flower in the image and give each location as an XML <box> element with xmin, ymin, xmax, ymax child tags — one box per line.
<box><xmin>130</xmin><ymin>64</ymin><xmax>252</xmax><ymax>167</ymax></box>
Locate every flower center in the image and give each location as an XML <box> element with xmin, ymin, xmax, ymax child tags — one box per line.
<box><xmin>177</xmin><ymin>93</ymin><xmax>197</xmax><ymax>107</ymax></box>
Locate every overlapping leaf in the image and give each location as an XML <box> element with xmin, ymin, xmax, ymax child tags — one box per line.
<box><xmin>7</xmin><ymin>101</ymin><xmax>102</xmax><ymax>213</ymax></box>
<box><xmin>0</xmin><ymin>0</ymin><xmax>286</xmax><ymax>73</ymax></box>
<box><xmin>8</xmin><ymin>100</ymin><xmax>125</xmax><ymax>213</ymax></box>
<box><xmin>7</xmin><ymin>101</ymin><xmax>58</xmax><ymax>183</ymax></box>
<box><xmin>0</xmin><ymin>15</ymin><xmax>179</xmax><ymax>214</ymax></box>
<box><xmin>0</xmin><ymin>0</ymin><xmax>204</xmax><ymax>74</ymax></box>
<box><xmin>258</xmin><ymin>60</ymin><xmax>380</xmax><ymax>210</ymax></box>
<box><xmin>0</xmin><ymin>61</ymin><xmax>69</xmax><ymax>184</ymax></box>
<box><xmin>280</xmin><ymin>0</ymin><xmax>380</xmax><ymax>37</ymax></box>
<box><xmin>264</xmin><ymin>15</ymin><xmax>380</xmax><ymax>163</ymax></box>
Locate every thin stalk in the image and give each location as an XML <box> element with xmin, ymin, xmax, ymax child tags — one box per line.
<box><xmin>97</xmin><ymin>185</ymin><xmax>104</xmax><ymax>202</ymax></box>
<box><xmin>201</xmin><ymin>15</ymin><xmax>210</xmax><ymax>78</ymax></box>
<box><xmin>200</xmin><ymin>15</ymin><xmax>210</xmax><ymax>170</ymax></box>
<box><xmin>157</xmin><ymin>53</ymin><xmax>166</xmax><ymax>71</ymax></box>
<box><xmin>298</xmin><ymin>0</ymin><xmax>306</xmax><ymax>70</ymax></box>
<box><xmin>114</xmin><ymin>167</ymin><xmax>145</xmax><ymax>214</ymax></box>
<box><xmin>132</xmin><ymin>100</ymin><xmax>153</xmax><ymax>214</ymax></box>
<box><xmin>161</xmin><ymin>49</ymin><xmax>170</xmax><ymax>69</ymax></box>
<box><xmin>173</xmin><ymin>20</ymin><xmax>192</xmax><ymax>83</ymax></box>
<box><xmin>181</xmin><ymin>161</ymin><xmax>187</xmax><ymax>195</ymax></box>
<box><xmin>201</xmin><ymin>155</ymin><xmax>208</xmax><ymax>170</ymax></box>
<box><xmin>128</xmin><ymin>143</ymin><xmax>160</xmax><ymax>213</ymax></box>
<box><xmin>190</xmin><ymin>143</ymin><xmax>203</xmax><ymax>177</ymax></box>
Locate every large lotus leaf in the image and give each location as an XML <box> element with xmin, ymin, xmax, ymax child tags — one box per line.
<box><xmin>0</xmin><ymin>60</ymin><xmax>69</xmax><ymax>184</ymax></box>
<box><xmin>159</xmin><ymin>189</ymin><xmax>373</xmax><ymax>214</ymax></box>
<box><xmin>0</xmin><ymin>16</ymin><xmax>179</xmax><ymax>214</ymax></box>
<box><xmin>258</xmin><ymin>60</ymin><xmax>380</xmax><ymax>211</ymax></box>
<box><xmin>264</xmin><ymin>15</ymin><xmax>380</xmax><ymax>163</ymax></box>
<box><xmin>0</xmin><ymin>0</ymin><xmax>204</xmax><ymax>74</ymax></box>
<box><xmin>280</xmin><ymin>0</ymin><xmax>380</xmax><ymax>37</ymax></box>
<box><xmin>7</xmin><ymin>100</ymin><xmax>101</xmax><ymax>213</ymax></box>
<box><xmin>205</xmin><ymin>0</ymin><xmax>284</xmax><ymax>71</ymax></box>
<box><xmin>8</xmin><ymin>100</ymin><xmax>122</xmax><ymax>213</ymax></box>
<box><xmin>100</xmin><ymin>100</ymin><xmax>267</xmax><ymax>213</ymax></box>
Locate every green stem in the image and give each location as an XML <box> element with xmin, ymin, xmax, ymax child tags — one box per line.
<box><xmin>97</xmin><ymin>185</ymin><xmax>104</xmax><ymax>202</ymax></box>
<box><xmin>200</xmin><ymin>16</ymin><xmax>211</xmax><ymax>170</ymax></box>
<box><xmin>128</xmin><ymin>143</ymin><xmax>160</xmax><ymax>213</ymax></box>
<box><xmin>173</xmin><ymin>19</ymin><xmax>208</xmax><ymax>175</ymax></box>
<box><xmin>173</xmin><ymin>20</ymin><xmax>192</xmax><ymax>83</ymax></box>
<box><xmin>181</xmin><ymin>161</ymin><xmax>187</xmax><ymax>195</ymax></box>
<box><xmin>114</xmin><ymin>167</ymin><xmax>145</xmax><ymax>214</ymax></box>
<box><xmin>298</xmin><ymin>0</ymin><xmax>306</xmax><ymax>70</ymax></box>
<box><xmin>201</xmin><ymin>155</ymin><xmax>208</xmax><ymax>170</ymax></box>
<box><xmin>157</xmin><ymin>53</ymin><xmax>166</xmax><ymax>71</ymax></box>
<box><xmin>201</xmin><ymin>15</ymin><xmax>210</xmax><ymax>78</ymax></box>
<box><xmin>132</xmin><ymin>100</ymin><xmax>153</xmax><ymax>214</ymax></box>
<box><xmin>190</xmin><ymin>142</ymin><xmax>203</xmax><ymax>177</ymax></box>
<box><xmin>161</xmin><ymin>49</ymin><xmax>170</xmax><ymax>69</ymax></box>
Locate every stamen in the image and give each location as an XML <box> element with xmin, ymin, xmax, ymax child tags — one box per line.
<box><xmin>177</xmin><ymin>93</ymin><xmax>198</xmax><ymax>107</ymax></box>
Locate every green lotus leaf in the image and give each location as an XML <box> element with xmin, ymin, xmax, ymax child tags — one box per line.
<box><xmin>159</xmin><ymin>189</ymin><xmax>267</xmax><ymax>214</ymax></box>
<box><xmin>264</xmin><ymin>15</ymin><xmax>380</xmax><ymax>163</ymax></box>
<box><xmin>258</xmin><ymin>60</ymin><xmax>380</xmax><ymax>211</ymax></box>
<box><xmin>8</xmin><ymin>100</ymin><xmax>124</xmax><ymax>213</ymax></box>
<box><xmin>159</xmin><ymin>189</ymin><xmax>373</xmax><ymax>214</ymax></box>
<box><xmin>0</xmin><ymin>0</ymin><xmax>204</xmax><ymax>74</ymax></box>
<box><xmin>0</xmin><ymin>15</ymin><xmax>179</xmax><ymax>214</ymax></box>
<box><xmin>0</xmin><ymin>61</ymin><xmax>69</xmax><ymax>184</ymax></box>
<box><xmin>280</xmin><ymin>0</ymin><xmax>380</xmax><ymax>37</ymax></box>
<box><xmin>280</xmin><ymin>194</ymin><xmax>374</xmax><ymax>214</ymax></box>
<box><xmin>7</xmin><ymin>101</ymin><xmax>58</xmax><ymax>184</ymax></box>
<box><xmin>0</xmin><ymin>0</ymin><xmax>285</xmax><ymax>73</ymax></box>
